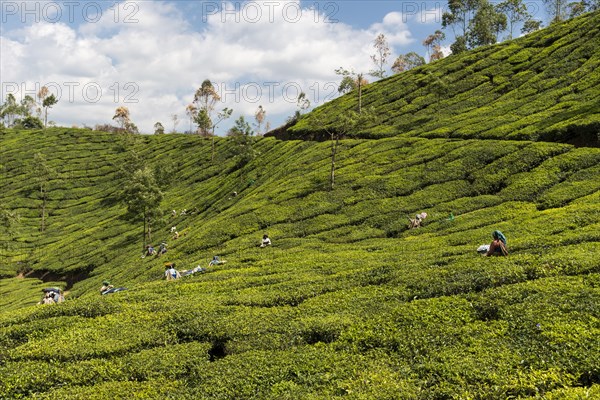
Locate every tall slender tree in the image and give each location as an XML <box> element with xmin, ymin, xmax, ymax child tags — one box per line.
<box><xmin>497</xmin><ymin>0</ymin><xmax>531</xmax><ymax>39</ymax></box>
<box><xmin>210</xmin><ymin>107</ymin><xmax>233</xmax><ymax>162</ymax></box>
<box><xmin>0</xmin><ymin>94</ymin><xmax>19</xmax><ymax>127</ymax></box>
<box><xmin>185</xmin><ymin>104</ymin><xmax>197</xmax><ymax>133</ymax></box>
<box><xmin>423</xmin><ymin>30</ymin><xmax>446</xmax><ymax>61</ymax></box>
<box><xmin>254</xmin><ymin>105</ymin><xmax>266</xmax><ymax>135</ymax></box>
<box><xmin>543</xmin><ymin>0</ymin><xmax>569</xmax><ymax>22</ymax></box>
<box><xmin>468</xmin><ymin>0</ymin><xmax>507</xmax><ymax>47</ymax></box>
<box><xmin>228</xmin><ymin>116</ymin><xmax>258</xmax><ymax>169</ymax></box>
<box><xmin>193</xmin><ymin>80</ymin><xmax>221</xmax><ymax>136</ymax></box>
<box><xmin>42</xmin><ymin>94</ymin><xmax>57</xmax><ymax>128</ymax></box>
<box><xmin>442</xmin><ymin>0</ymin><xmax>481</xmax><ymax>54</ymax></box>
<box><xmin>335</xmin><ymin>68</ymin><xmax>368</xmax><ymax>113</ymax></box>
<box><xmin>369</xmin><ymin>33</ymin><xmax>391</xmax><ymax>79</ymax></box>
<box><xmin>121</xmin><ymin>166</ymin><xmax>163</xmax><ymax>250</ymax></box>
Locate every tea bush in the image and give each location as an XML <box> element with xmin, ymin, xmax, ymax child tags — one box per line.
<box><xmin>1</xmin><ymin>13</ymin><xmax>600</xmax><ymax>398</ymax></box>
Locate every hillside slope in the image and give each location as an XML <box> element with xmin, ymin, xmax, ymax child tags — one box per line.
<box><xmin>1</xmin><ymin>13</ymin><xmax>600</xmax><ymax>399</ymax></box>
<box><xmin>286</xmin><ymin>11</ymin><xmax>600</xmax><ymax>144</ymax></box>
<box><xmin>0</xmin><ymin>127</ymin><xmax>599</xmax><ymax>398</ymax></box>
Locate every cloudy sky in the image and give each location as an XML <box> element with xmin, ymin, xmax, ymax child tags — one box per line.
<box><xmin>0</xmin><ymin>0</ymin><xmax>548</xmax><ymax>134</ymax></box>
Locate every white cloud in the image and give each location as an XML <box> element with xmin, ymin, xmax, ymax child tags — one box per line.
<box><xmin>1</xmin><ymin>1</ymin><xmax>417</xmax><ymax>134</ymax></box>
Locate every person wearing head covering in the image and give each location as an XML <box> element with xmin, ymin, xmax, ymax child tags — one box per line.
<box><xmin>260</xmin><ymin>234</ymin><xmax>271</xmax><ymax>247</ymax></box>
<box><xmin>208</xmin><ymin>255</ymin><xmax>226</xmax><ymax>267</ymax></box>
<box><xmin>100</xmin><ymin>280</ymin><xmax>114</xmax><ymax>294</ymax></box>
<box><xmin>157</xmin><ymin>242</ymin><xmax>168</xmax><ymax>256</ymax></box>
<box><xmin>164</xmin><ymin>262</ymin><xmax>181</xmax><ymax>280</ymax></box>
<box><xmin>486</xmin><ymin>230</ymin><xmax>508</xmax><ymax>256</ymax></box>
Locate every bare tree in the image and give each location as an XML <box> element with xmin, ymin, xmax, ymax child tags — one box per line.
<box><xmin>170</xmin><ymin>114</ymin><xmax>179</xmax><ymax>133</ymax></box>
<box><xmin>423</xmin><ymin>30</ymin><xmax>446</xmax><ymax>61</ymax></box>
<box><xmin>369</xmin><ymin>33</ymin><xmax>391</xmax><ymax>79</ymax></box>
<box><xmin>185</xmin><ymin>104</ymin><xmax>197</xmax><ymax>133</ymax></box>
<box><xmin>112</xmin><ymin>106</ymin><xmax>130</xmax><ymax>129</ymax></box>
<box><xmin>254</xmin><ymin>105</ymin><xmax>266</xmax><ymax>135</ymax></box>
<box><xmin>209</xmin><ymin>107</ymin><xmax>233</xmax><ymax>162</ymax></box>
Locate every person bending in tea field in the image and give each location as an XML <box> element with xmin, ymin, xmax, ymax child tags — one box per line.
<box><xmin>143</xmin><ymin>245</ymin><xmax>157</xmax><ymax>258</ymax></box>
<box><xmin>39</xmin><ymin>291</ymin><xmax>56</xmax><ymax>305</ymax></box>
<box><xmin>157</xmin><ymin>242</ymin><xmax>168</xmax><ymax>256</ymax></box>
<box><xmin>208</xmin><ymin>255</ymin><xmax>227</xmax><ymax>267</ymax></box>
<box><xmin>260</xmin><ymin>234</ymin><xmax>271</xmax><ymax>247</ymax></box>
<box><xmin>100</xmin><ymin>280</ymin><xmax>114</xmax><ymax>294</ymax></box>
<box><xmin>486</xmin><ymin>230</ymin><xmax>508</xmax><ymax>256</ymax></box>
<box><xmin>164</xmin><ymin>262</ymin><xmax>181</xmax><ymax>280</ymax></box>
<box><xmin>408</xmin><ymin>212</ymin><xmax>428</xmax><ymax>229</ymax></box>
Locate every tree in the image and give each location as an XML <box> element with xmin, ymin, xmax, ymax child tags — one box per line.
<box><xmin>154</xmin><ymin>122</ymin><xmax>165</xmax><ymax>134</ymax></box>
<box><xmin>309</xmin><ymin>108</ymin><xmax>376</xmax><ymax>190</ymax></box>
<box><xmin>185</xmin><ymin>104</ymin><xmax>197</xmax><ymax>133</ymax></box>
<box><xmin>17</xmin><ymin>116</ymin><xmax>44</xmax><ymax>129</ymax></box>
<box><xmin>193</xmin><ymin>79</ymin><xmax>221</xmax><ymax>136</ymax></box>
<box><xmin>124</xmin><ymin>121</ymin><xmax>139</xmax><ymax>134</ymax></box>
<box><xmin>121</xmin><ymin>166</ymin><xmax>163</xmax><ymax>250</ymax></box>
<box><xmin>338</xmin><ymin>76</ymin><xmax>357</xmax><ymax>94</ymax></box>
<box><xmin>565</xmin><ymin>0</ymin><xmax>598</xmax><ymax>17</ymax></box>
<box><xmin>335</xmin><ymin>68</ymin><xmax>368</xmax><ymax>113</ymax></box>
<box><xmin>33</xmin><ymin>153</ymin><xmax>55</xmax><ymax>233</ymax></box>
<box><xmin>497</xmin><ymin>0</ymin><xmax>531</xmax><ymax>39</ymax></box>
<box><xmin>392</xmin><ymin>52</ymin><xmax>426</xmax><ymax>74</ymax></box>
<box><xmin>210</xmin><ymin>107</ymin><xmax>233</xmax><ymax>162</ymax></box>
<box><xmin>442</xmin><ymin>0</ymin><xmax>481</xmax><ymax>54</ymax></box>
<box><xmin>170</xmin><ymin>114</ymin><xmax>179</xmax><ymax>133</ymax></box>
<box><xmin>228</xmin><ymin>116</ymin><xmax>258</xmax><ymax>169</ymax></box>
<box><xmin>42</xmin><ymin>94</ymin><xmax>58</xmax><ymax>128</ymax></box>
<box><xmin>194</xmin><ymin>109</ymin><xmax>211</xmax><ymax>137</ymax></box>
<box><xmin>521</xmin><ymin>18</ymin><xmax>542</xmax><ymax>34</ymax></box>
<box><xmin>0</xmin><ymin>94</ymin><xmax>19</xmax><ymax>127</ymax></box>
<box><xmin>369</xmin><ymin>33</ymin><xmax>391</xmax><ymax>79</ymax></box>
<box><xmin>254</xmin><ymin>105</ymin><xmax>266</xmax><ymax>135</ymax></box>
<box><xmin>543</xmin><ymin>0</ymin><xmax>569</xmax><ymax>22</ymax></box>
<box><xmin>0</xmin><ymin>207</ymin><xmax>20</xmax><ymax>237</ymax></box>
<box><xmin>468</xmin><ymin>0</ymin><xmax>507</xmax><ymax>47</ymax></box>
<box><xmin>423</xmin><ymin>30</ymin><xmax>446</xmax><ymax>62</ymax></box>
<box><xmin>427</xmin><ymin>71</ymin><xmax>450</xmax><ymax>120</ymax></box>
<box><xmin>113</xmin><ymin>106</ymin><xmax>130</xmax><ymax>129</ymax></box>
<box><xmin>21</xmin><ymin>95</ymin><xmax>37</xmax><ymax>117</ymax></box>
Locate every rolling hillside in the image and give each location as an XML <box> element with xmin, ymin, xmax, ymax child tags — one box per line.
<box><xmin>0</xmin><ymin>12</ymin><xmax>599</xmax><ymax>400</ymax></box>
<box><xmin>287</xmin><ymin>11</ymin><xmax>600</xmax><ymax>145</ymax></box>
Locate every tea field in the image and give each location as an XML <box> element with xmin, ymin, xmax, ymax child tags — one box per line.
<box><xmin>1</xmin><ymin>11</ymin><xmax>599</xmax><ymax>400</ymax></box>
<box><xmin>289</xmin><ymin>11</ymin><xmax>600</xmax><ymax>145</ymax></box>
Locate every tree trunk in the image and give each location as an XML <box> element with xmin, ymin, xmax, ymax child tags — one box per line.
<box><xmin>330</xmin><ymin>135</ymin><xmax>338</xmax><ymax>190</ymax></box>
<box><xmin>142</xmin><ymin>213</ymin><xmax>147</xmax><ymax>252</ymax></box>
<box><xmin>358</xmin><ymin>74</ymin><xmax>363</xmax><ymax>114</ymax></box>
<box><xmin>44</xmin><ymin>107</ymin><xmax>48</xmax><ymax>128</ymax></box>
<box><xmin>211</xmin><ymin>136</ymin><xmax>215</xmax><ymax>163</ymax></box>
<box><xmin>40</xmin><ymin>185</ymin><xmax>46</xmax><ymax>232</ymax></box>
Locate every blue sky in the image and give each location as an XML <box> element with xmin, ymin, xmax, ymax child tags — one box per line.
<box><xmin>0</xmin><ymin>1</ymin><xmax>549</xmax><ymax>133</ymax></box>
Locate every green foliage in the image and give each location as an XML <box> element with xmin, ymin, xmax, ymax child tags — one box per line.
<box><xmin>289</xmin><ymin>11</ymin><xmax>600</xmax><ymax>145</ymax></box>
<box><xmin>0</xmin><ymin>13</ymin><xmax>599</xmax><ymax>398</ymax></box>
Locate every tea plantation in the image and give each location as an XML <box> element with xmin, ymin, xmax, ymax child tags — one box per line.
<box><xmin>1</xmin><ymin>11</ymin><xmax>599</xmax><ymax>400</ymax></box>
<box><xmin>289</xmin><ymin>11</ymin><xmax>600</xmax><ymax>145</ymax></box>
